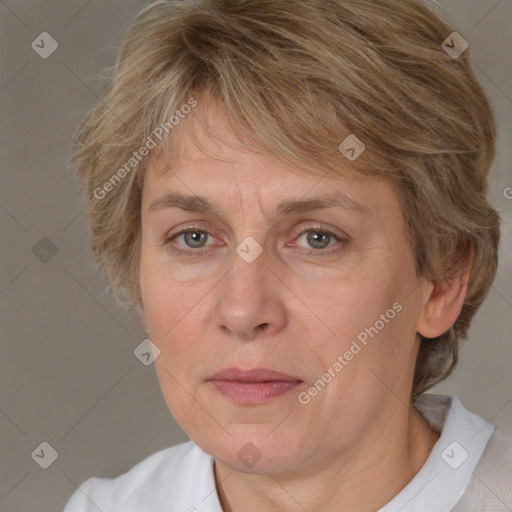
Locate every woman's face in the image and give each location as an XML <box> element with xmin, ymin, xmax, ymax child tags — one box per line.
<box><xmin>139</xmin><ymin>112</ymin><xmax>432</xmax><ymax>475</ymax></box>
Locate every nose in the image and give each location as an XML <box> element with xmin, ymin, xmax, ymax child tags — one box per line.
<box><xmin>211</xmin><ymin>248</ymin><xmax>287</xmax><ymax>341</ymax></box>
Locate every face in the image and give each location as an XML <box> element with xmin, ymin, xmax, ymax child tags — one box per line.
<box><xmin>139</xmin><ymin>110</ymin><xmax>431</xmax><ymax>476</ymax></box>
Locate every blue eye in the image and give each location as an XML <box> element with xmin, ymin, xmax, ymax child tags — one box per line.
<box><xmin>164</xmin><ymin>228</ymin><xmax>214</xmax><ymax>256</ymax></box>
<box><xmin>295</xmin><ymin>229</ymin><xmax>340</xmax><ymax>253</ymax></box>
<box><xmin>164</xmin><ymin>226</ymin><xmax>346</xmax><ymax>257</ymax></box>
<box><xmin>177</xmin><ymin>230</ymin><xmax>210</xmax><ymax>249</ymax></box>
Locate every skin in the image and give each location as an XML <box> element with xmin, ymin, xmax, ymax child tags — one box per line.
<box><xmin>138</xmin><ymin>108</ymin><xmax>471</xmax><ymax>511</ymax></box>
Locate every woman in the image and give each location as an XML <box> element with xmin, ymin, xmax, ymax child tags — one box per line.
<box><xmin>63</xmin><ymin>0</ymin><xmax>511</xmax><ymax>510</ymax></box>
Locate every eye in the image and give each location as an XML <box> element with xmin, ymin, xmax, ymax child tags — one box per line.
<box><xmin>294</xmin><ymin>226</ymin><xmax>344</xmax><ymax>256</ymax></box>
<box><xmin>177</xmin><ymin>229</ymin><xmax>211</xmax><ymax>249</ymax></box>
<box><xmin>163</xmin><ymin>224</ymin><xmax>347</xmax><ymax>257</ymax></box>
<box><xmin>163</xmin><ymin>227</ymin><xmax>216</xmax><ymax>256</ymax></box>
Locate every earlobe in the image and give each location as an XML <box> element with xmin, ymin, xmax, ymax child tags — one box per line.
<box><xmin>417</xmin><ymin>244</ymin><xmax>474</xmax><ymax>339</ymax></box>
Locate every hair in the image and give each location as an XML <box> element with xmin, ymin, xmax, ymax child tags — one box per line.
<box><xmin>69</xmin><ymin>0</ymin><xmax>501</xmax><ymax>397</ymax></box>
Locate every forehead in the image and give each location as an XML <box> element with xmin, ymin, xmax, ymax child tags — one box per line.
<box><xmin>142</xmin><ymin>106</ymin><xmax>397</xmax><ymax>222</ymax></box>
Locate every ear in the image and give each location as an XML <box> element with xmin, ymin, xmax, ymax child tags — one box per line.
<box><xmin>416</xmin><ymin>244</ymin><xmax>474</xmax><ymax>339</ymax></box>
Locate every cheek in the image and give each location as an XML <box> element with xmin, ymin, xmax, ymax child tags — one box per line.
<box><xmin>140</xmin><ymin>254</ymin><xmax>194</xmax><ymax>333</ymax></box>
<box><xmin>315</xmin><ymin>277</ymin><xmax>400</xmax><ymax>340</ymax></box>
<box><xmin>140</xmin><ymin>270</ymin><xmax>215</xmax><ymax>381</ymax></box>
<box><xmin>307</xmin><ymin>270</ymin><xmax>417</xmax><ymax>386</ymax></box>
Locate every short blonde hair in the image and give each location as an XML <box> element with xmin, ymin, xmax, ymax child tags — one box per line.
<box><xmin>70</xmin><ymin>0</ymin><xmax>500</xmax><ymax>396</ymax></box>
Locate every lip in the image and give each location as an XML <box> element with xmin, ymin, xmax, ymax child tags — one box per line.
<box><xmin>208</xmin><ymin>367</ymin><xmax>303</xmax><ymax>404</ymax></box>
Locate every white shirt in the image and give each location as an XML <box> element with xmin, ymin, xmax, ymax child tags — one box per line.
<box><xmin>63</xmin><ymin>394</ymin><xmax>512</xmax><ymax>511</ymax></box>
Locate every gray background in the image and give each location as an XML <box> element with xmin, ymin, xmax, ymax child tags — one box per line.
<box><xmin>0</xmin><ymin>1</ymin><xmax>511</xmax><ymax>511</ymax></box>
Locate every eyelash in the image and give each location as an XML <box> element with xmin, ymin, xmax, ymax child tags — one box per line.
<box><xmin>163</xmin><ymin>224</ymin><xmax>346</xmax><ymax>258</ymax></box>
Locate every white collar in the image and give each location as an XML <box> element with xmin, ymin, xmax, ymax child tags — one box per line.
<box><xmin>378</xmin><ymin>394</ymin><xmax>495</xmax><ymax>511</ymax></box>
<box><xmin>196</xmin><ymin>394</ymin><xmax>495</xmax><ymax>511</ymax></box>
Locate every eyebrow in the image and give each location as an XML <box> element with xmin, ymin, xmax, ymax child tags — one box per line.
<box><xmin>147</xmin><ymin>191</ymin><xmax>373</xmax><ymax>218</ymax></box>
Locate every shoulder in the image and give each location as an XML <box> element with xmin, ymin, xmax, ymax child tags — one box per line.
<box><xmin>474</xmin><ymin>429</ymin><xmax>512</xmax><ymax>494</ymax></box>
<box><xmin>413</xmin><ymin>394</ymin><xmax>511</xmax><ymax>511</ymax></box>
<box><xmin>63</xmin><ymin>440</ymin><xmax>212</xmax><ymax>512</ymax></box>
<box><xmin>454</xmin><ymin>429</ymin><xmax>512</xmax><ymax>511</ymax></box>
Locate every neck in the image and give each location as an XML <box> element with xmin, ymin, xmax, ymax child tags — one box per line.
<box><xmin>214</xmin><ymin>407</ymin><xmax>440</xmax><ymax>512</ymax></box>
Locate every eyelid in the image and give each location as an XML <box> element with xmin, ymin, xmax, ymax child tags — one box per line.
<box><xmin>292</xmin><ymin>221</ymin><xmax>348</xmax><ymax>240</ymax></box>
<box><xmin>164</xmin><ymin>221</ymin><xmax>218</xmax><ymax>240</ymax></box>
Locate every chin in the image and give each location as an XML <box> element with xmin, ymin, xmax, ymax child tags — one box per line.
<box><xmin>198</xmin><ymin>425</ymin><xmax>309</xmax><ymax>475</ymax></box>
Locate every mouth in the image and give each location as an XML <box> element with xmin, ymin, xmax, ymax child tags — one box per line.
<box><xmin>207</xmin><ymin>367</ymin><xmax>304</xmax><ymax>404</ymax></box>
